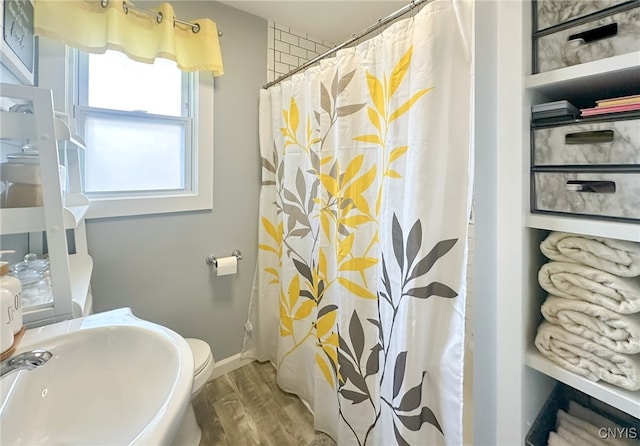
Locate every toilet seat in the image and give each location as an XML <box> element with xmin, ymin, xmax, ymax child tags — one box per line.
<box><xmin>186</xmin><ymin>338</ymin><xmax>214</xmax><ymax>395</ymax></box>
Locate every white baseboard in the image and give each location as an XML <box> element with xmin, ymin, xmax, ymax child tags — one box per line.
<box><xmin>210</xmin><ymin>353</ymin><xmax>255</xmax><ymax>379</ymax></box>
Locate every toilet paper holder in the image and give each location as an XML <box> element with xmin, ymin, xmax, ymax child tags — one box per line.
<box><xmin>205</xmin><ymin>249</ymin><xmax>242</xmax><ymax>268</ymax></box>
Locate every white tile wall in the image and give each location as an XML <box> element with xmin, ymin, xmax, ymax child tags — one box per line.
<box><xmin>266</xmin><ymin>21</ymin><xmax>336</xmax><ymax>83</ymax></box>
<box><xmin>264</xmin><ymin>21</ymin><xmax>475</xmax><ymax>340</ymax></box>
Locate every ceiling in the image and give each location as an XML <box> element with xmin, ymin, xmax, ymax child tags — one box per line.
<box><xmin>217</xmin><ymin>1</ymin><xmax>409</xmax><ymax>44</ymax></box>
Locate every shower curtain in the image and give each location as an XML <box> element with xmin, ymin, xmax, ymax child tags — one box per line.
<box><xmin>242</xmin><ymin>1</ymin><xmax>473</xmax><ymax>444</ymax></box>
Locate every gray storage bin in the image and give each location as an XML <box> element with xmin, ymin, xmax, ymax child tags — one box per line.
<box><xmin>535</xmin><ymin>6</ymin><xmax>640</xmax><ymax>73</ymax></box>
<box><xmin>532</xmin><ymin>171</ymin><xmax>640</xmax><ymax>221</ymax></box>
<box><xmin>535</xmin><ymin>0</ymin><xmax>630</xmax><ymax>31</ymax></box>
<box><xmin>533</xmin><ymin>118</ymin><xmax>640</xmax><ymax>166</ymax></box>
<box><xmin>526</xmin><ymin>383</ymin><xmax>640</xmax><ymax>446</ymax></box>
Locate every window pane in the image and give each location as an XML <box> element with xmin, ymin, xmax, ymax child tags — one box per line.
<box><xmin>84</xmin><ymin>114</ymin><xmax>186</xmax><ymax>193</ymax></box>
<box><xmin>87</xmin><ymin>51</ymin><xmax>183</xmax><ymax>116</ymax></box>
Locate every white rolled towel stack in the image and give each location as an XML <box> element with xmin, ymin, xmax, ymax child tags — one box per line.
<box><xmin>536</xmin><ymin>232</ymin><xmax>640</xmax><ymax>391</ymax></box>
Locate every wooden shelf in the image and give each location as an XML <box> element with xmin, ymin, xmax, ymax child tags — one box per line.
<box><xmin>0</xmin><ymin>202</ymin><xmax>89</xmax><ymax>235</ymax></box>
<box><xmin>64</xmin><ymin>205</ymin><xmax>90</xmax><ymax>226</ymax></box>
<box><xmin>64</xmin><ymin>192</ymin><xmax>90</xmax><ymax>227</ymax></box>
<box><xmin>0</xmin><ymin>112</ymin><xmax>84</xmax><ymax>147</ymax></box>
<box><xmin>55</xmin><ymin>116</ymin><xmax>86</xmax><ymax>149</ymax></box>
<box><xmin>526</xmin><ymin>214</ymin><xmax>640</xmax><ymax>242</ymax></box>
<box><xmin>1</xmin><ymin>207</ymin><xmax>47</xmax><ymax>234</ymax></box>
<box><xmin>525</xmin><ymin>348</ymin><xmax>640</xmax><ymax>418</ymax></box>
<box><xmin>19</xmin><ymin>254</ymin><xmax>92</xmax><ymax>327</ymax></box>
<box><xmin>0</xmin><ymin>112</ymin><xmax>36</xmax><ymax>140</ymax></box>
<box><xmin>22</xmin><ymin>304</ymin><xmax>56</xmax><ymax>327</ymax></box>
<box><xmin>69</xmin><ymin>253</ymin><xmax>93</xmax><ymax>318</ymax></box>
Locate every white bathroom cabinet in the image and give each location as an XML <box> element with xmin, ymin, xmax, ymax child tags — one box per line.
<box><xmin>485</xmin><ymin>1</ymin><xmax>640</xmax><ymax>443</ymax></box>
<box><xmin>0</xmin><ymin>82</ymin><xmax>93</xmax><ymax>327</ymax></box>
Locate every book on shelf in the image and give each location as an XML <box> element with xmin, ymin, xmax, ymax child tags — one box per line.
<box><xmin>581</xmin><ymin>93</ymin><xmax>640</xmax><ymax>117</ymax></box>
<box><xmin>595</xmin><ymin>93</ymin><xmax>640</xmax><ymax>108</ymax></box>
<box><xmin>580</xmin><ymin>102</ymin><xmax>640</xmax><ymax>117</ymax></box>
<box><xmin>531</xmin><ymin>100</ymin><xmax>579</xmax><ymax>123</ymax></box>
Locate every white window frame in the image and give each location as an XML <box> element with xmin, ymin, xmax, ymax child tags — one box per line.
<box><xmin>67</xmin><ymin>49</ymin><xmax>213</xmax><ymax>219</ymax></box>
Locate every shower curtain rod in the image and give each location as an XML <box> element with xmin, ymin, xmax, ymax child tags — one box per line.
<box><xmin>263</xmin><ymin>0</ymin><xmax>431</xmax><ymax>89</ymax></box>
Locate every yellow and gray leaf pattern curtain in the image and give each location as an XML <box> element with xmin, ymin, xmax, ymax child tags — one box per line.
<box><xmin>243</xmin><ymin>1</ymin><xmax>473</xmax><ymax>444</ymax></box>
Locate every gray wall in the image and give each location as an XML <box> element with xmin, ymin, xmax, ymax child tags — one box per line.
<box><xmin>87</xmin><ymin>2</ymin><xmax>265</xmax><ymax>361</ymax></box>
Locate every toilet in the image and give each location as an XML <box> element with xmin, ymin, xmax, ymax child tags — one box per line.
<box><xmin>172</xmin><ymin>337</ymin><xmax>215</xmax><ymax>446</ymax></box>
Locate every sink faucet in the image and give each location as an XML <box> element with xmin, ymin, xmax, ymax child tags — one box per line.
<box><xmin>1</xmin><ymin>350</ymin><xmax>53</xmax><ymax>378</ymax></box>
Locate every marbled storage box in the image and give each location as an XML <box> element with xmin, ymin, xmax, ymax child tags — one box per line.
<box><xmin>532</xmin><ymin>118</ymin><xmax>640</xmax><ymax>166</ymax></box>
<box><xmin>534</xmin><ymin>1</ymin><xmax>640</xmax><ymax>73</ymax></box>
<box><xmin>535</xmin><ymin>0</ymin><xmax>629</xmax><ymax>31</ymax></box>
<box><xmin>532</xmin><ymin>171</ymin><xmax>640</xmax><ymax>221</ymax></box>
<box><xmin>531</xmin><ymin>114</ymin><xmax>640</xmax><ymax>222</ymax></box>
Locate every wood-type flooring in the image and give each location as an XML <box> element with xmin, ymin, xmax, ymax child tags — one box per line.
<box><xmin>193</xmin><ymin>361</ymin><xmax>316</xmax><ymax>446</ymax></box>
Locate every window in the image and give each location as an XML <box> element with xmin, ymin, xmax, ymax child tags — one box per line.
<box><xmin>71</xmin><ymin>50</ymin><xmax>213</xmax><ymax>218</ymax></box>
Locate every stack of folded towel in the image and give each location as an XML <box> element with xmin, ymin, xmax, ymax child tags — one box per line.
<box><xmin>546</xmin><ymin>400</ymin><xmax>640</xmax><ymax>446</ymax></box>
<box><xmin>535</xmin><ymin>232</ymin><xmax>640</xmax><ymax>391</ymax></box>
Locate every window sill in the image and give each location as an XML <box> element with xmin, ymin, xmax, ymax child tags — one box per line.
<box><xmin>85</xmin><ymin>192</ymin><xmax>212</xmax><ymax>219</ymax></box>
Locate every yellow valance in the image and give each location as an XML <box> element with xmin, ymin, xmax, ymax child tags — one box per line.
<box><xmin>34</xmin><ymin>0</ymin><xmax>223</xmax><ymax>75</ymax></box>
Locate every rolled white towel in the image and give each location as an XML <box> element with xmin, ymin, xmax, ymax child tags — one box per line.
<box><xmin>569</xmin><ymin>400</ymin><xmax>618</xmax><ymax>430</ymax></box>
<box><xmin>568</xmin><ymin>401</ymin><xmax>640</xmax><ymax>446</ymax></box>
<box><xmin>557</xmin><ymin>410</ymin><xmax>613</xmax><ymax>446</ymax></box>
<box><xmin>535</xmin><ymin>322</ymin><xmax>640</xmax><ymax>391</ymax></box>
<box><xmin>541</xmin><ymin>232</ymin><xmax>640</xmax><ymax>278</ymax></box>
<box><xmin>556</xmin><ymin>425</ymin><xmax>604</xmax><ymax>446</ymax></box>
<box><xmin>539</xmin><ymin>262</ymin><xmax>640</xmax><ymax>314</ymax></box>
<box><xmin>541</xmin><ymin>296</ymin><xmax>640</xmax><ymax>354</ymax></box>
<box><xmin>548</xmin><ymin>430</ymin><xmax>574</xmax><ymax>446</ymax></box>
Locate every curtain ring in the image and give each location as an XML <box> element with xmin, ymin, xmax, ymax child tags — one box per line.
<box><xmin>156</xmin><ymin>11</ymin><xmax>163</xmax><ymax>24</ymax></box>
<box><xmin>100</xmin><ymin>0</ymin><xmax>108</xmax><ymax>8</ymax></box>
<box><xmin>122</xmin><ymin>1</ymin><xmax>128</xmax><ymax>14</ymax></box>
<box><xmin>173</xmin><ymin>16</ymin><xmax>200</xmax><ymax>33</ymax></box>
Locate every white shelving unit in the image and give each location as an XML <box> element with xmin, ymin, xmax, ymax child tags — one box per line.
<box><xmin>487</xmin><ymin>2</ymin><xmax>640</xmax><ymax>443</ymax></box>
<box><xmin>524</xmin><ymin>52</ymin><xmax>640</xmax><ymax>420</ymax></box>
<box><xmin>523</xmin><ymin>0</ymin><xmax>640</xmax><ymax>430</ymax></box>
<box><xmin>0</xmin><ymin>196</ymin><xmax>89</xmax><ymax>235</ymax></box>
<box><xmin>0</xmin><ymin>82</ymin><xmax>93</xmax><ymax>327</ymax></box>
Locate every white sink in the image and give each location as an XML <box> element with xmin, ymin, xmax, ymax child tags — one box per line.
<box><xmin>0</xmin><ymin>308</ymin><xmax>194</xmax><ymax>445</ymax></box>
